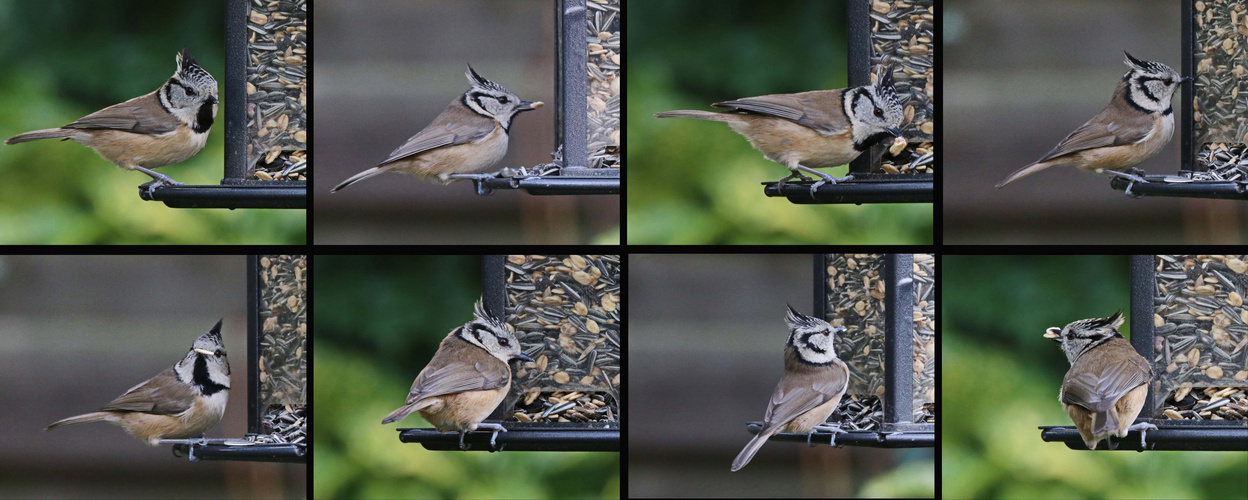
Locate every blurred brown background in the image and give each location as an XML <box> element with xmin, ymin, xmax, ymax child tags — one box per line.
<box><xmin>314</xmin><ymin>0</ymin><xmax>619</xmax><ymax>244</ymax></box>
<box><xmin>0</xmin><ymin>256</ymin><xmax>304</xmax><ymax>499</ymax></box>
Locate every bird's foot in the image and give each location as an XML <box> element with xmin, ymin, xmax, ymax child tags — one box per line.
<box><xmin>777</xmin><ymin>171</ymin><xmax>814</xmax><ymax>189</ymax></box>
<box><xmin>133</xmin><ymin>166</ymin><xmax>184</xmax><ymax>190</ymax></box>
<box><xmin>795</xmin><ymin>165</ymin><xmax>852</xmax><ymax>196</ymax></box>
<box><xmin>1127</xmin><ymin>422</ymin><xmax>1158</xmax><ymax>449</ymax></box>
<box><xmin>458</xmin><ymin>431</ymin><xmax>468</xmax><ymax>451</ymax></box>
<box><xmin>476</xmin><ymin>422</ymin><xmax>508</xmax><ymax>452</ymax></box>
<box><xmin>812</xmin><ymin>424</ymin><xmax>848</xmax><ymax>447</ymax></box>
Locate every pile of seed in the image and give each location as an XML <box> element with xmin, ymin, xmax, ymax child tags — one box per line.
<box><xmin>587</xmin><ymin>0</ymin><xmax>620</xmax><ymax>170</ymax></box>
<box><xmin>1193</xmin><ymin>0</ymin><xmax>1248</xmax><ymax>147</ymax></box>
<box><xmin>912</xmin><ymin>254</ymin><xmax>935</xmax><ymax>417</ymax></box>
<box><xmin>1162</xmin><ymin>385</ymin><xmax>1247</xmax><ymax>421</ymax></box>
<box><xmin>258</xmin><ymin>255</ymin><xmax>306</xmax><ymax>405</ymax></box>
<box><xmin>870</xmin><ymin>0</ymin><xmax>934</xmax><ymax>174</ymax></box>
<box><xmin>830</xmin><ymin>395</ymin><xmax>883</xmax><ymax>431</ymax></box>
<box><xmin>503</xmin><ymin>255</ymin><xmax>621</xmax><ymax>423</ymax></box>
<box><xmin>258</xmin><ymin>404</ymin><xmax>306</xmax><ymax>444</ymax></box>
<box><xmin>825</xmin><ymin>254</ymin><xmax>887</xmax><ymax>398</ymax></box>
<box><xmin>247</xmin><ymin>0</ymin><xmax>307</xmax><ymax>181</ymax></box>
<box><xmin>512</xmin><ymin>390</ymin><xmax>615</xmax><ymax>423</ymax></box>
<box><xmin>1191</xmin><ymin>143</ymin><xmax>1248</xmax><ymax>182</ymax></box>
<box><xmin>1153</xmin><ymin>255</ymin><xmax>1248</xmax><ymax>407</ymax></box>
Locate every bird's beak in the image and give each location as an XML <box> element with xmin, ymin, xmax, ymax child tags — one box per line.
<box><xmin>1180</xmin><ymin>75</ymin><xmax>1193</xmax><ymax>84</ymax></box>
<box><xmin>519</xmin><ymin>100</ymin><xmax>544</xmax><ymax>111</ymax></box>
<box><xmin>886</xmin><ymin>127</ymin><xmax>903</xmax><ymax>138</ymax></box>
<box><xmin>1043</xmin><ymin>328</ymin><xmax>1062</xmax><ymax>341</ymax></box>
<box><xmin>208</xmin><ymin>96</ymin><xmax>219</xmax><ymax>105</ymax></box>
<box><xmin>513</xmin><ymin>352</ymin><xmax>535</xmax><ymax>363</ymax></box>
<box><xmin>194</xmin><ymin>348</ymin><xmax>215</xmax><ymax>356</ymax></box>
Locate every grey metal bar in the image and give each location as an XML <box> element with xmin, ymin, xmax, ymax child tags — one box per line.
<box><xmin>884</xmin><ymin>254</ymin><xmax>915</xmax><ymax>430</ymax></box>
<box><xmin>558</xmin><ymin>0</ymin><xmax>588</xmax><ymax>170</ymax></box>
<box><xmin>1129</xmin><ymin>255</ymin><xmax>1158</xmax><ymax>418</ymax></box>
<box><xmin>225</xmin><ymin>0</ymin><xmax>247</xmax><ymax>182</ymax></box>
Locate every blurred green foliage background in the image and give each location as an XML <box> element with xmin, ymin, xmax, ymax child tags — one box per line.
<box><xmin>0</xmin><ymin>0</ymin><xmax>304</xmax><ymax>244</ymax></box>
<box><xmin>626</xmin><ymin>0</ymin><xmax>932</xmax><ymax>244</ymax></box>
<box><xmin>943</xmin><ymin>255</ymin><xmax>1248</xmax><ymax>499</ymax></box>
<box><xmin>314</xmin><ymin>255</ymin><xmax>620</xmax><ymax>500</ymax></box>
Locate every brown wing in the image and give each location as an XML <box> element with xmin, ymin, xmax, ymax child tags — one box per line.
<box><xmin>62</xmin><ymin>92</ymin><xmax>178</xmax><ymax>135</ymax></box>
<box><xmin>1033</xmin><ymin>104</ymin><xmax>1155</xmax><ymax>165</ymax></box>
<box><xmin>761</xmin><ymin>360</ymin><xmax>848</xmax><ymax>429</ymax></box>
<box><xmin>379</xmin><ymin>99</ymin><xmax>497</xmax><ymax>166</ymax></box>
<box><xmin>100</xmin><ymin>367</ymin><xmax>196</xmax><ymax>415</ymax></box>
<box><xmin>405</xmin><ymin>355</ymin><xmax>511</xmax><ymax>405</ymax></box>
<box><xmin>713</xmin><ymin>90</ymin><xmax>848</xmax><ymax>135</ymax></box>
<box><xmin>1060</xmin><ymin>341</ymin><xmax>1151</xmax><ymax>426</ymax></box>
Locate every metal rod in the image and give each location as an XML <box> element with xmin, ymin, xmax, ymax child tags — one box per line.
<box><xmin>225</xmin><ymin>0</ymin><xmax>248</xmax><ymax>182</ymax></box>
<box><xmin>1129</xmin><ymin>255</ymin><xmax>1158</xmax><ymax>419</ymax></box>
<box><xmin>884</xmin><ymin>254</ymin><xmax>915</xmax><ymax>430</ymax></box>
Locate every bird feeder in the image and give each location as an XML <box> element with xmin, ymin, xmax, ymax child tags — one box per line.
<box><xmin>142</xmin><ymin>0</ymin><xmax>306</xmax><ymax>208</ymax></box>
<box><xmin>742</xmin><ymin>253</ymin><xmax>935</xmax><ymax>448</ymax></box>
<box><xmin>396</xmin><ymin>255</ymin><xmax>621</xmax><ymax>451</ymax></box>
<box><xmin>166</xmin><ymin>254</ymin><xmax>307</xmax><ymax>462</ymax></box>
<box><xmin>1107</xmin><ymin>0</ymin><xmax>1248</xmax><ymax>199</ymax></box>
<box><xmin>452</xmin><ymin>0</ymin><xmax>620</xmax><ymax>196</ymax></box>
<box><xmin>1040</xmin><ymin>255</ymin><xmax>1248</xmax><ymax>451</ymax></box>
<box><xmin>763</xmin><ymin>0</ymin><xmax>934</xmax><ymax>204</ymax></box>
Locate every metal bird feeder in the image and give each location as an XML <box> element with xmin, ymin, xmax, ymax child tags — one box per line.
<box><xmin>168</xmin><ymin>254</ymin><xmax>307</xmax><ymax>462</ymax></box>
<box><xmin>742</xmin><ymin>254</ymin><xmax>935</xmax><ymax>448</ymax></box>
<box><xmin>396</xmin><ymin>255</ymin><xmax>621</xmax><ymax>451</ymax></box>
<box><xmin>452</xmin><ymin>0</ymin><xmax>620</xmax><ymax>196</ymax></box>
<box><xmin>763</xmin><ymin>0</ymin><xmax>934</xmax><ymax>204</ymax></box>
<box><xmin>141</xmin><ymin>0</ymin><xmax>306</xmax><ymax>208</ymax></box>
<box><xmin>1040</xmin><ymin>255</ymin><xmax>1248</xmax><ymax>451</ymax></box>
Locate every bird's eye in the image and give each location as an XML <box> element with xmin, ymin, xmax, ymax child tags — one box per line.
<box><xmin>1066</xmin><ymin>333</ymin><xmax>1073</xmax><ymax>340</ymax></box>
<box><xmin>495</xmin><ymin>96</ymin><xmax>506</xmax><ymax>103</ymax></box>
<box><xmin>186</xmin><ymin>87</ymin><xmax>196</xmax><ymax>96</ymax></box>
<box><xmin>215</xmin><ymin>349</ymin><xmax>224</xmax><ymax>356</ymax></box>
<box><xmin>498</xmin><ymin>337</ymin><xmax>509</xmax><ymax>346</ymax></box>
<box><xmin>874</xmin><ymin>108</ymin><xmax>883</xmax><ymax>118</ymax></box>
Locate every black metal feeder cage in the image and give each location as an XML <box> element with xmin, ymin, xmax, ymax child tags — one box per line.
<box><xmin>397</xmin><ymin>254</ymin><xmax>621</xmax><ymax>452</ymax></box>
<box><xmin>743</xmin><ymin>254</ymin><xmax>936</xmax><ymax>448</ymax></box>
<box><xmin>142</xmin><ymin>0</ymin><xmax>306</xmax><ymax>209</ymax></box>
<box><xmin>168</xmin><ymin>255</ymin><xmax>307</xmax><ymax>462</ymax></box>
<box><xmin>1106</xmin><ymin>0</ymin><xmax>1248</xmax><ymax>199</ymax></box>
<box><xmin>451</xmin><ymin>0</ymin><xmax>620</xmax><ymax>196</ymax></box>
<box><xmin>763</xmin><ymin>0</ymin><xmax>934</xmax><ymax>204</ymax></box>
<box><xmin>1040</xmin><ymin>255</ymin><xmax>1248</xmax><ymax>451</ymax></box>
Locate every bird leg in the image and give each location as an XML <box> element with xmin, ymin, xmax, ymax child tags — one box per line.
<box><xmin>1127</xmin><ymin>421</ymin><xmax>1158</xmax><ymax>449</ymax></box>
<box><xmin>1097</xmin><ymin>168</ymin><xmax>1148</xmax><ymax>197</ymax></box>
<box><xmin>476</xmin><ymin>422</ymin><xmax>508</xmax><ymax>452</ymax></box>
<box><xmin>776</xmin><ymin>170</ymin><xmax>815</xmax><ymax>189</ymax></box>
<box><xmin>132</xmin><ymin>166</ymin><xmax>185</xmax><ymax>189</ymax></box>
<box><xmin>812</xmin><ymin>424</ymin><xmax>848</xmax><ymax>447</ymax></box>
<box><xmin>795</xmin><ymin>165</ymin><xmax>853</xmax><ymax>197</ymax></box>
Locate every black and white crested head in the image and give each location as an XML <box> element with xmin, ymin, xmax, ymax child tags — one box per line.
<box><xmin>1044</xmin><ymin>311</ymin><xmax>1126</xmax><ymax>365</ymax></box>
<box><xmin>459</xmin><ymin>298</ymin><xmax>533</xmax><ymax>363</ymax></box>
<box><xmin>1121</xmin><ymin>51</ymin><xmax>1184</xmax><ymax>115</ymax></box>
<box><xmin>462</xmin><ymin>64</ymin><xmax>542</xmax><ymax>131</ymax></box>
<box><xmin>174</xmin><ymin>319</ymin><xmax>231</xmax><ymax>397</ymax></box>
<box><xmin>784</xmin><ymin>304</ymin><xmax>845</xmax><ymax>365</ymax></box>
<box><xmin>163</xmin><ymin>49</ymin><xmax>219</xmax><ymax>133</ymax></box>
<box><xmin>845</xmin><ymin>66</ymin><xmax>904</xmax><ymax>150</ymax></box>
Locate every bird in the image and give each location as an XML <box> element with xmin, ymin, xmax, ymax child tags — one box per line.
<box><xmin>5</xmin><ymin>49</ymin><xmax>219</xmax><ymax>189</ymax></box>
<box><xmin>996</xmin><ymin>52</ymin><xmax>1190</xmax><ymax>191</ymax></box>
<box><xmin>1044</xmin><ymin>311</ymin><xmax>1156</xmax><ymax>450</ymax></box>
<box><xmin>731</xmin><ymin>305</ymin><xmax>850</xmax><ymax>472</ymax></box>
<box><xmin>331</xmin><ymin>66</ymin><xmax>544</xmax><ymax>192</ymax></box>
<box><xmin>655</xmin><ymin>67</ymin><xmax>903</xmax><ymax>194</ymax></box>
<box><xmin>382</xmin><ymin>299</ymin><xmax>534</xmax><ymax>451</ymax></box>
<box><xmin>45</xmin><ymin>319</ymin><xmax>230</xmax><ymax>446</ymax></box>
